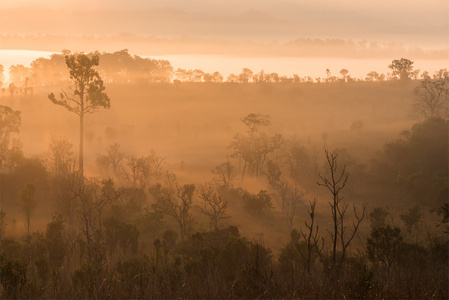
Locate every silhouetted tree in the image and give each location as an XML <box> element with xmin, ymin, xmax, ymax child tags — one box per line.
<box><xmin>413</xmin><ymin>69</ymin><xmax>449</xmax><ymax>119</ymax></box>
<box><xmin>238</xmin><ymin>68</ymin><xmax>253</xmax><ymax>83</ymax></box>
<box><xmin>366</xmin><ymin>71</ymin><xmax>379</xmax><ymax>81</ymax></box>
<box><xmin>45</xmin><ymin>214</ymin><xmax>68</xmax><ymax>297</ymax></box>
<box><xmin>276</xmin><ymin>180</ymin><xmax>304</xmax><ymax>232</ymax></box>
<box><xmin>339</xmin><ymin>69</ymin><xmax>349</xmax><ymax>82</ymax></box>
<box><xmin>0</xmin><ymin>65</ymin><xmax>4</xmax><ymax>87</ymax></box>
<box><xmin>96</xmin><ymin>143</ymin><xmax>125</xmax><ymax>175</ymax></box>
<box><xmin>151</xmin><ymin>183</ymin><xmax>195</xmax><ymax>241</ymax></box>
<box><xmin>20</xmin><ymin>183</ymin><xmax>37</xmax><ymax>236</ymax></box>
<box><xmin>226</xmin><ymin>73</ymin><xmax>238</xmax><ymax>83</ymax></box>
<box><xmin>9</xmin><ymin>64</ymin><xmax>31</xmax><ymax>87</ymax></box>
<box><xmin>400</xmin><ymin>205</ymin><xmax>421</xmax><ymax>234</ymax></box>
<box><xmin>0</xmin><ymin>105</ymin><xmax>21</xmax><ymax>171</ymax></box>
<box><xmin>48</xmin><ymin>52</ymin><xmax>110</xmax><ymax>176</ymax></box>
<box><xmin>0</xmin><ymin>210</ymin><xmax>6</xmax><ymax>240</ymax></box>
<box><xmin>230</xmin><ymin>113</ymin><xmax>272</xmax><ymax>183</ymax></box>
<box><xmin>317</xmin><ymin>149</ymin><xmax>366</xmax><ymax>270</ymax></box>
<box><xmin>369</xmin><ymin>207</ymin><xmax>389</xmax><ymax>230</ymax></box>
<box><xmin>46</xmin><ymin>137</ymin><xmax>75</xmax><ymax>176</ymax></box>
<box><xmin>198</xmin><ymin>182</ymin><xmax>230</xmax><ymax>230</ymax></box>
<box><xmin>212</xmin><ymin>160</ymin><xmax>234</xmax><ymax>190</ymax></box>
<box><xmin>122</xmin><ymin>155</ymin><xmax>152</xmax><ymax>189</ymax></box>
<box><xmin>367</xmin><ymin>225</ymin><xmax>403</xmax><ymax>274</ymax></box>
<box><xmin>388</xmin><ymin>58</ymin><xmax>414</xmax><ymax>80</ymax></box>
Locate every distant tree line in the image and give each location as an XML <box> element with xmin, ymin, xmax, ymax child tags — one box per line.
<box><xmin>1</xmin><ymin>49</ymin><xmax>173</xmax><ymax>94</ymax></box>
<box><xmin>1</xmin><ymin>54</ymin><xmax>448</xmax><ymax>95</ymax></box>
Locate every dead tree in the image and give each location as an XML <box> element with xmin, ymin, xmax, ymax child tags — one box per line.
<box><xmin>298</xmin><ymin>198</ymin><xmax>322</xmax><ymax>275</ymax></box>
<box><xmin>413</xmin><ymin>74</ymin><xmax>449</xmax><ymax>120</ymax></box>
<box><xmin>198</xmin><ymin>182</ymin><xmax>230</xmax><ymax>230</ymax></box>
<box><xmin>317</xmin><ymin>149</ymin><xmax>366</xmax><ymax>270</ymax></box>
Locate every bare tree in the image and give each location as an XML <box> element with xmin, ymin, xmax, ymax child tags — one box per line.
<box><xmin>317</xmin><ymin>149</ymin><xmax>366</xmax><ymax>269</ymax></box>
<box><xmin>152</xmin><ymin>183</ymin><xmax>195</xmax><ymax>241</ymax></box>
<box><xmin>298</xmin><ymin>198</ymin><xmax>322</xmax><ymax>275</ymax></box>
<box><xmin>96</xmin><ymin>143</ymin><xmax>125</xmax><ymax>175</ymax></box>
<box><xmin>122</xmin><ymin>155</ymin><xmax>151</xmax><ymax>189</ymax></box>
<box><xmin>47</xmin><ymin>136</ymin><xmax>75</xmax><ymax>176</ymax></box>
<box><xmin>148</xmin><ymin>153</ymin><xmax>166</xmax><ymax>181</ymax></box>
<box><xmin>198</xmin><ymin>182</ymin><xmax>230</xmax><ymax>230</ymax></box>
<box><xmin>276</xmin><ymin>180</ymin><xmax>304</xmax><ymax>233</ymax></box>
<box><xmin>413</xmin><ymin>70</ymin><xmax>449</xmax><ymax>120</ymax></box>
<box><xmin>21</xmin><ymin>183</ymin><xmax>37</xmax><ymax>235</ymax></box>
<box><xmin>212</xmin><ymin>159</ymin><xmax>234</xmax><ymax>190</ymax></box>
<box><xmin>50</xmin><ymin>161</ymin><xmax>80</xmax><ymax>233</ymax></box>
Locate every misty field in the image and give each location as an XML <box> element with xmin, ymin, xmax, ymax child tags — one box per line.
<box><xmin>3</xmin><ymin>81</ymin><xmax>414</xmax><ymax>219</ymax></box>
<box><xmin>6</xmin><ymin>81</ymin><xmax>414</xmax><ymax>168</ymax></box>
<box><xmin>1</xmin><ymin>79</ymin><xmax>448</xmax><ymax>299</ymax></box>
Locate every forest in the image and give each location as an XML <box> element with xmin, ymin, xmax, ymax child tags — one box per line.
<box><xmin>0</xmin><ymin>51</ymin><xmax>448</xmax><ymax>299</ymax></box>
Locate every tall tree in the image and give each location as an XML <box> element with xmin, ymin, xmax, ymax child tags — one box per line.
<box><xmin>48</xmin><ymin>52</ymin><xmax>110</xmax><ymax>176</ymax></box>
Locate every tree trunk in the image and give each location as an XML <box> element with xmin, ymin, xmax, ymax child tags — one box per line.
<box><xmin>79</xmin><ymin>92</ymin><xmax>84</xmax><ymax>177</ymax></box>
<box><xmin>241</xmin><ymin>160</ymin><xmax>247</xmax><ymax>184</ymax></box>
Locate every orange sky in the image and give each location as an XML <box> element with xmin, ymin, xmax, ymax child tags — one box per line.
<box><xmin>1</xmin><ymin>0</ymin><xmax>448</xmax><ymax>50</ymax></box>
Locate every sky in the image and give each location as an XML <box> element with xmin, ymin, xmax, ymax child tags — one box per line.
<box><xmin>1</xmin><ymin>0</ymin><xmax>448</xmax><ymax>49</ymax></box>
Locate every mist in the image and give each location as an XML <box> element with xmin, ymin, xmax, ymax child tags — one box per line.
<box><xmin>0</xmin><ymin>1</ymin><xmax>448</xmax><ymax>299</ymax></box>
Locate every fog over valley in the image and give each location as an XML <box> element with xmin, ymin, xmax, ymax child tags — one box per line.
<box><xmin>0</xmin><ymin>1</ymin><xmax>448</xmax><ymax>299</ymax></box>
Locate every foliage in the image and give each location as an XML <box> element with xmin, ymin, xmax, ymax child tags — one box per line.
<box><xmin>400</xmin><ymin>205</ymin><xmax>421</xmax><ymax>233</ymax></box>
<box><xmin>104</xmin><ymin>217</ymin><xmax>140</xmax><ymax>255</ymax></box>
<box><xmin>0</xmin><ymin>253</ymin><xmax>27</xmax><ymax>298</ymax></box>
<box><xmin>369</xmin><ymin>207</ymin><xmax>389</xmax><ymax>229</ymax></box>
<box><xmin>45</xmin><ymin>214</ymin><xmax>68</xmax><ymax>271</ymax></box>
<box><xmin>151</xmin><ymin>183</ymin><xmax>196</xmax><ymax>241</ymax></box>
<box><xmin>366</xmin><ymin>225</ymin><xmax>403</xmax><ymax>270</ymax></box>
<box><xmin>242</xmin><ymin>189</ymin><xmax>273</xmax><ymax>215</ymax></box>
<box><xmin>230</xmin><ymin>113</ymin><xmax>283</xmax><ymax>182</ymax></box>
<box><xmin>372</xmin><ymin>118</ymin><xmax>448</xmax><ymax>205</ymax></box>
<box><xmin>388</xmin><ymin>58</ymin><xmax>414</xmax><ymax>80</ymax></box>
<box><xmin>177</xmin><ymin>226</ymin><xmax>273</xmax><ymax>299</ymax></box>
<box><xmin>0</xmin><ymin>105</ymin><xmax>21</xmax><ymax>171</ymax></box>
